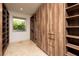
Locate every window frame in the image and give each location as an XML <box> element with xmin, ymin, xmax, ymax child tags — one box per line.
<box><xmin>12</xmin><ymin>16</ymin><xmax>26</xmax><ymax>32</ymax></box>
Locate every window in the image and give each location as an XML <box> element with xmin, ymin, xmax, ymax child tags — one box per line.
<box><xmin>13</xmin><ymin>17</ymin><xmax>26</xmax><ymax>31</ymax></box>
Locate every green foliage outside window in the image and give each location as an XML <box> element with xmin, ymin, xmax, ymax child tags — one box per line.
<box><xmin>13</xmin><ymin>18</ymin><xmax>26</xmax><ymax>31</ymax></box>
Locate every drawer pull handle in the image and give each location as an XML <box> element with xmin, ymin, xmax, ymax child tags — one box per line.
<box><xmin>49</xmin><ymin>33</ymin><xmax>55</xmax><ymax>35</ymax></box>
<box><xmin>48</xmin><ymin>32</ymin><xmax>55</xmax><ymax>35</ymax></box>
<box><xmin>49</xmin><ymin>37</ymin><xmax>55</xmax><ymax>40</ymax></box>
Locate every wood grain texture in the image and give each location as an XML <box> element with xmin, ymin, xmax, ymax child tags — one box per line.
<box><xmin>58</xmin><ymin>3</ymin><xmax>65</xmax><ymax>56</ymax></box>
<box><xmin>30</xmin><ymin>3</ymin><xmax>65</xmax><ymax>56</ymax></box>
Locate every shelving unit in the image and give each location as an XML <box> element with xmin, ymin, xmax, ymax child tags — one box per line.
<box><xmin>65</xmin><ymin>3</ymin><xmax>79</xmax><ymax>56</ymax></box>
<box><xmin>2</xmin><ymin>4</ymin><xmax>9</xmax><ymax>55</ymax></box>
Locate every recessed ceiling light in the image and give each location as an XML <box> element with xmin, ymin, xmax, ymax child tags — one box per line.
<box><xmin>20</xmin><ymin>8</ymin><xmax>23</xmax><ymax>11</ymax></box>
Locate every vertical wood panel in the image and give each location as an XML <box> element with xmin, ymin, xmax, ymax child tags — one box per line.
<box><xmin>54</xmin><ymin>3</ymin><xmax>59</xmax><ymax>55</ymax></box>
<box><xmin>0</xmin><ymin>3</ymin><xmax>2</xmax><ymax>55</ymax></box>
<box><xmin>58</xmin><ymin>3</ymin><xmax>65</xmax><ymax>56</ymax></box>
<box><xmin>30</xmin><ymin>3</ymin><xmax>65</xmax><ymax>56</ymax></box>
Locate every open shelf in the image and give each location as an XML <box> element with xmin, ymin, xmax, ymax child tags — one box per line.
<box><xmin>66</xmin><ymin>43</ymin><xmax>79</xmax><ymax>50</ymax></box>
<box><xmin>66</xmin><ymin>51</ymin><xmax>76</xmax><ymax>56</ymax></box>
<box><xmin>65</xmin><ymin>3</ymin><xmax>79</xmax><ymax>56</ymax></box>
<box><xmin>67</xmin><ymin>37</ymin><xmax>79</xmax><ymax>46</ymax></box>
<box><xmin>67</xmin><ymin>28</ymin><xmax>79</xmax><ymax>36</ymax></box>
<box><xmin>66</xmin><ymin>3</ymin><xmax>79</xmax><ymax>10</ymax></box>
<box><xmin>66</xmin><ymin>26</ymin><xmax>79</xmax><ymax>28</ymax></box>
<box><xmin>67</xmin><ymin>47</ymin><xmax>79</xmax><ymax>56</ymax></box>
<box><xmin>66</xmin><ymin>3</ymin><xmax>79</xmax><ymax>16</ymax></box>
<box><xmin>66</xmin><ymin>18</ymin><xmax>79</xmax><ymax>26</ymax></box>
<box><xmin>66</xmin><ymin>15</ymin><xmax>79</xmax><ymax>19</ymax></box>
<box><xmin>66</xmin><ymin>35</ymin><xmax>79</xmax><ymax>39</ymax></box>
<box><xmin>2</xmin><ymin>4</ymin><xmax>9</xmax><ymax>55</ymax></box>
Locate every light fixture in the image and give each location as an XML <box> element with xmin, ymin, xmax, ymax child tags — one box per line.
<box><xmin>20</xmin><ymin>8</ymin><xmax>23</xmax><ymax>11</ymax></box>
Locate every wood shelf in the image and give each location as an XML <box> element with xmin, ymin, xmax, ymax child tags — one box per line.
<box><xmin>66</xmin><ymin>43</ymin><xmax>79</xmax><ymax>51</ymax></box>
<box><xmin>65</xmin><ymin>51</ymin><xmax>76</xmax><ymax>56</ymax></box>
<box><xmin>66</xmin><ymin>26</ymin><xmax>79</xmax><ymax>28</ymax></box>
<box><xmin>66</xmin><ymin>4</ymin><xmax>79</xmax><ymax>10</ymax></box>
<box><xmin>66</xmin><ymin>35</ymin><xmax>79</xmax><ymax>39</ymax></box>
<box><xmin>66</xmin><ymin>15</ymin><xmax>79</xmax><ymax>19</ymax></box>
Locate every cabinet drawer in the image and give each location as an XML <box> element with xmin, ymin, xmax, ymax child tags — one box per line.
<box><xmin>48</xmin><ymin>34</ymin><xmax>55</xmax><ymax>39</ymax></box>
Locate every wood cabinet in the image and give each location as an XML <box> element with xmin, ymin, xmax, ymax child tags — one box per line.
<box><xmin>46</xmin><ymin>3</ymin><xmax>57</xmax><ymax>55</ymax></box>
<box><xmin>30</xmin><ymin>3</ymin><xmax>65</xmax><ymax>56</ymax></box>
<box><xmin>58</xmin><ymin>3</ymin><xmax>65</xmax><ymax>56</ymax></box>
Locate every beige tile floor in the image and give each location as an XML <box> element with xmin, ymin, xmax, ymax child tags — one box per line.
<box><xmin>4</xmin><ymin>40</ymin><xmax>47</xmax><ymax>56</ymax></box>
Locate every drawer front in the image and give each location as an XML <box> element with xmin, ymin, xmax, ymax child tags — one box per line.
<box><xmin>48</xmin><ymin>34</ymin><xmax>54</xmax><ymax>39</ymax></box>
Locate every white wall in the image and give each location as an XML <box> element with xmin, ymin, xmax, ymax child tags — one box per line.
<box><xmin>9</xmin><ymin>11</ymin><xmax>31</xmax><ymax>43</ymax></box>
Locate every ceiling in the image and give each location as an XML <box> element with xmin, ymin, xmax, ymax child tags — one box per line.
<box><xmin>5</xmin><ymin>3</ymin><xmax>41</xmax><ymax>15</ymax></box>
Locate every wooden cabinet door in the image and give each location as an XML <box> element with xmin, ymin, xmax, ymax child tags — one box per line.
<box><xmin>40</xmin><ymin>4</ymin><xmax>48</xmax><ymax>52</ymax></box>
<box><xmin>47</xmin><ymin>3</ymin><xmax>55</xmax><ymax>56</ymax></box>
<box><xmin>58</xmin><ymin>3</ymin><xmax>65</xmax><ymax>56</ymax></box>
<box><xmin>47</xmin><ymin>3</ymin><xmax>59</xmax><ymax>56</ymax></box>
<box><xmin>53</xmin><ymin>3</ymin><xmax>59</xmax><ymax>56</ymax></box>
<box><xmin>40</xmin><ymin>5</ymin><xmax>44</xmax><ymax>50</ymax></box>
<box><xmin>30</xmin><ymin>3</ymin><xmax>65</xmax><ymax>56</ymax></box>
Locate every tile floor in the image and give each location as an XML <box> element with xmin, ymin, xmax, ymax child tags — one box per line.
<box><xmin>4</xmin><ymin>40</ymin><xmax>47</xmax><ymax>56</ymax></box>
